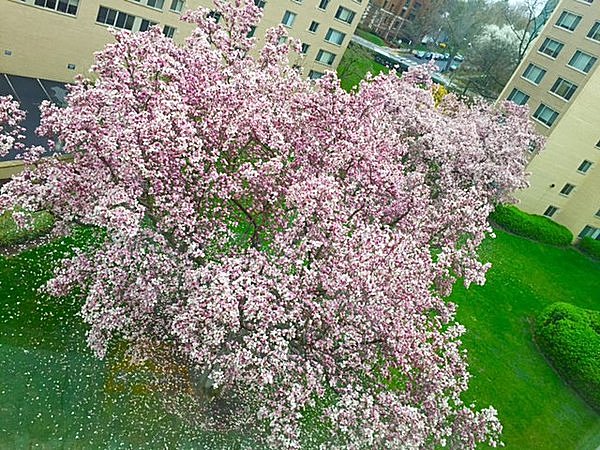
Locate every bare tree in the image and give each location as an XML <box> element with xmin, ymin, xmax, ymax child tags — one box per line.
<box><xmin>440</xmin><ymin>0</ymin><xmax>489</xmax><ymax>72</ymax></box>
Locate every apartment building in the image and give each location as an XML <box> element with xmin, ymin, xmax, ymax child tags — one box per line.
<box><xmin>499</xmin><ymin>0</ymin><xmax>600</xmax><ymax>241</ymax></box>
<box><xmin>0</xmin><ymin>0</ymin><xmax>367</xmax><ymax>82</ymax></box>
<box><xmin>361</xmin><ymin>0</ymin><xmax>431</xmax><ymax>43</ymax></box>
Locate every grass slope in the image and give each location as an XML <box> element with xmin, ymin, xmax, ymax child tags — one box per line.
<box><xmin>451</xmin><ymin>229</ymin><xmax>600</xmax><ymax>449</ymax></box>
<box><xmin>354</xmin><ymin>29</ymin><xmax>387</xmax><ymax>47</ymax></box>
<box><xmin>1</xmin><ymin>225</ymin><xmax>599</xmax><ymax>448</ymax></box>
<box><xmin>0</xmin><ymin>229</ymin><xmax>245</xmax><ymax>448</ymax></box>
<box><xmin>337</xmin><ymin>44</ymin><xmax>389</xmax><ymax>92</ymax></box>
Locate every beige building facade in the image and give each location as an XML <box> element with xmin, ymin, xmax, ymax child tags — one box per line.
<box><xmin>499</xmin><ymin>0</ymin><xmax>600</xmax><ymax>241</ymax></box>
<box><xmin>0</xmin><ymin>0</ymin><xmax>366</xmax><ymax>82</ymax></box>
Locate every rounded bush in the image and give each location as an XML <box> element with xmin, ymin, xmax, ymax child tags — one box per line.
<box><xmin>490</xmin><ymin>205</ymin><xmax>573</xmax><ymax>246</ymax></box>
<box><xmin>0</xmin><ymin>210</ymin><xmax>55</xmax><ymax>247</ymax></box>
<box><xmin>535</xmin><ymin>302</ymin><xmax>600</xmax><ymax>411</ymax></box>
<box><xmin>577</xmin><ymin>237</ymin><xmax>600</xmax><ymax>260</ymax></box>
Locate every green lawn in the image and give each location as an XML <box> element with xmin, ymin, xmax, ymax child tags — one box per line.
<box><xmin>0</xmin><ymin>226</ymin><xmax>598</xmax><ymax>448</ymax></box>
<box><xmin>336</xmin><ymin>44</ymin><xmax>389</xmax><ymax>92</ymax></box>
<box><xmin>354</xmin><ymin>29</ymin><xmax>387</xmax><ymax>47</ymax></box>
<box><xmin>451</xmin><ymin>229</ymin><xmax>600</xmax><ymax>449</ymax></box>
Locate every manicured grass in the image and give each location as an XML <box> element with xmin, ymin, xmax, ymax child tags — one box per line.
<box><xmin>451</xmin><ymin>229</ymin><xmax>600</xmax><ymax>449</ymax></box>
<box><xmin>1</xmin><ymin>225</ymin><xmax>599</xmax><ymax>447</ymax></box>
<box><xmin>354</xmin><ymin>29</ymin><xmax>387</xmax><ymax>47</ymax></box>
<box><xmin>0</xmin><ymin>228</ymin><xmax>247</xmax><ymax>448</ymax></box>
<box><xmin>337</xmin><ymin>44</ymin><xmax>389</xmax><ymax>92</ymax></box>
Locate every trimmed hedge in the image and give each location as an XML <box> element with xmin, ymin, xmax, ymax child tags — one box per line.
<box><xmin>535</xmin><ymin>302</ymin><xmax>600</xmax><ymax>411</ymax></box>
<box><xmin>490</xmin><ymin>205</ymin><xmax>573</xmax><ymax>246</ymax></box>
<box><xmin>0</xmin><ymin>209</ymin><xmax>55</xmax><ymax>247</ymax></box>
<box><xmin>577</xmin><ymin>237</ymin><xmax>600</xmax><ymax>260</ymax></box>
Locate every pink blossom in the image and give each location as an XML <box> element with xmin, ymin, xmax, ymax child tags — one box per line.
<box><xmin>0</xmin><ymin>1</ymin><xmax>541</xmax><ymax>447</ymax></box>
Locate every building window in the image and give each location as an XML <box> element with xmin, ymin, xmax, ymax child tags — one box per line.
<box><xmin>560</xmin><ymin>183</ymin><xmax>575</xmax><ymax>195</ymax></box>
<box><xmin>316</xmin><ymin>49</ymin><xmax>336</xmax><ymax>65</ymax></box>
<box><xmin>308</xmin><ymin>21</ymin><xmax>320</xmax><ymax>32</ymax></box>
<box><xmin>539</xmin><ymin>38</ymin><xmax>564</xmax><ymax>58</ymax></box>
<box><xmin>67</xmin><ymin>63</ymin><xmax>76</xmax><ymax>70</ymax></box>
<box><xmin>247</xmin><ymin>26</ymin><xmax>256</xmax><ymax>38</ymax></box>
<box><xmin>335</xmin><ymin>6</ymin><xmax>356</xmax><ymax>24</ymax></box>
<box><xmin>595</xmin><ymin>209</ymin><xmax>600</xmax><ymax>218</ymax></box>
<box><xmin>308</xmin><ymin>70</ymin><xmax>324</xmax><ymax>80</ymax></box>
<box><xmin>139</xmin><ymin>19</ymin><xmax>157</xmax><ymax>31</ymax></box>
<box><xmin>301</xmin><ymin>43</ymin><xmax>310</xmax><ymax>54</ymax></box>
<box><xmin>133</xmin><ymin>0</ymin><xmax>164</xmax><ymax>9</ymax></box>
<box><xmin>169</xmin><ymin>0</ymin><xmax>184</xmax><ymax>13</ymax></box>
<box><xmin>568</xmin><ymin>50</ymin><xmax>597</xmax><ymax>73</ymax></box>
<box><xmin>163</xmin><ymin>25</ymin><xmax>176</xmax><ymax>38</ymax></box>
<box><xmin>507</xmin><ymin>88</ymin><xmax>529</xmax><ymax>105</ymax></box>
<box><xmin>555</xmin><ymin>11</ymin><xmax>582</xmax><ymax>31</ymax></box>
<box><xmin>577</xmin><ymin>160</ymin><xmax>593</xmax><ymax>173</ymax></box>
<box><xmin>533</xmin><ymin>104</ymin><xmax>559</xmax><ymax>127</ymax></box>
<box><xmin>33</xmin><ymin>0</ymin><xmax>79</xmax><ymax>15</ymax></box>
<box><xmin>254</xmin><ymin>0</ymin><xmax>266</xmax><ymax>8</ymax></box>
<box><xmin>96</xmin><ymin>7</ymin><xmax>136</xmax><ymax>30</ymax></box>
<box><xmin>325</xmin><ymin>28</ymin><xmax>346</xmax><ymax>45</ymax></box>
<box><xmin>587</xmin><ymin>22</ymin><xmax>600</xmax><ymax>41</ymax></box>
<box><xmin>282</xmin><ymin>10</ymin><xmax>297</xmax><ymax>27</ymax></box>
<box><xmin>596</xmin><ymin>139</ymin><xmax>600</xmax><ymax>148</ymax></box>
<box><xmin>543</xmin><ymin>206</ymin><xmax>559</xmax><ymax>217</ymax></box>
<box><xmin>523</xmin><ymin>63</ymin><xmax>546</xmax><ymax>84</ymax></box>
<box><xmin>550</xmin><ymin>78</ymin><xmax>577</xmax><ymax>101</ymax></box>
<box><xmin>318</xmin><ymin>0</ymin><xmax>331</xmax><ymax>9</ymax></box>
<box><xmin>579</xmin><ymin>225</ymin><xmax>600</xmax><ymax>239</ymax></box>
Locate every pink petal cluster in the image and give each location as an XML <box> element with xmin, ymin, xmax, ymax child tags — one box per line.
<box><xmin>0</xmin><ymin>95</ymin><xmax>26</xmax><ymax>157</ymax></box>
<box><xmin>0</xmin><ymin>1</ymin><xmax>542</xmax><ymax>448</ymax></box>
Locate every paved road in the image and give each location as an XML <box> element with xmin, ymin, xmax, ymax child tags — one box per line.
<box><xmin>350</xmin><ymin>35</ymin><xmax>449</xmax><ymax>82</ymax></box>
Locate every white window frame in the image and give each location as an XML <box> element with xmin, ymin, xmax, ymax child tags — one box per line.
<box><xmin>577</xmin><ymin>160</ymin><xmax>593</xmax><ymax>173</ymax></box>
<box><xmin>169</xmin><ymin>0</ymin><xmax>184</xmax><ymax>13</ymax></box>
<box><xmin>549</xmin><ymin>77</ymin><xmax>577</xmax><ymax>101</ymax></box>
<box><xmin>567</xmin><ymin>50</ymin><xmax>597</xmax><ymax>74</ymax></box>
<box><xmin>282</xmin><ymin>10</ymin><xmax>297</xmax><ymax>27</ymax></box>
<box><xmin>559</xmin><ymin>182</ymin><xmax>575</xmax><ymax>196</ymax></box>
<box><xmin>335</xmin><ymin>6</ymin><xmax>356</xmax><ymax>24</ymax></box>
<box><xmin>325</xmin><ymin>28</ymin><xmax>346</xmax><ymax>46</ymax></box>
<box><xmin>538</xmin><ymin>37</ymin><xmax>564</xmax><ymax>59</ymax></box>
<box><xmin>96</xmin><ymin>6</ymin><xmax>137</xmax><ymax>31</ymax></box>
<box><xmin>532</xmin><ymin>104</ymin><xmax>559</xmax><ymax>127</ymax></box>
<box><xmin>27</xmin><ymin>0</ymin><xmax>80</xmax><ymax>16</ymax></box>
<box><xmin>522</xmin><ymin>63</ymin><xmax>546</xmax><ymax>85</ymax></box>
<box><xmin>133</xmin><ymin>0</ymin><xmax>165</xmax><ymax>10</ymax></box>
<box><xmin>315</xmin><ymin>49</ymin><xmax>336</xmax><ymax>66</ymax></box>
<box><xmin>555</xmin><ymin>11</ymin><xmax>582</xmax><ymax>32</ymax></box>
<box><xmin>507</xmin><ymin>88</ymin><xmax>529</xmax><ymax>105</ymax></box>
<box><xmin>587</xmin><ymin>22</ymin><xmax>600</xmax><ymax>42</ymax></box>
<box><xmin>163</xmin><ymin>25</ymin><xmax>176</xmax><ymax>38</ymax></box>
<box><xmin>543</xmin><ymin>206</ymin><xmax>559</xmax><ymax>217</ymax></box>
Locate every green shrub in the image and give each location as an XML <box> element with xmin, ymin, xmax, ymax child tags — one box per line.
<box><xmin>577</xmin><ymin>237</ymin><xmax>600</xmax><ymax>260</ymax></box>
<box><xmin>490</xmin><ymin>205</ymin><xmax>573</xmax><ymax>246</ymax></box>
<box><xmin>0</xmin><ymin>209</ymin><xmax>55</xmax><ymax>247</ymax></box>
<box><xmin>535</xmin><ymin>302</ymin><xmax>600</xmax><ymax>411</ymax></box>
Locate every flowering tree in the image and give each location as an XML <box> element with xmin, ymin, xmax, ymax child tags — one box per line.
<box><xmin>0</xmin><ymin>1</ymin><xmax>542</xmax><ymax>448</ymax></box>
